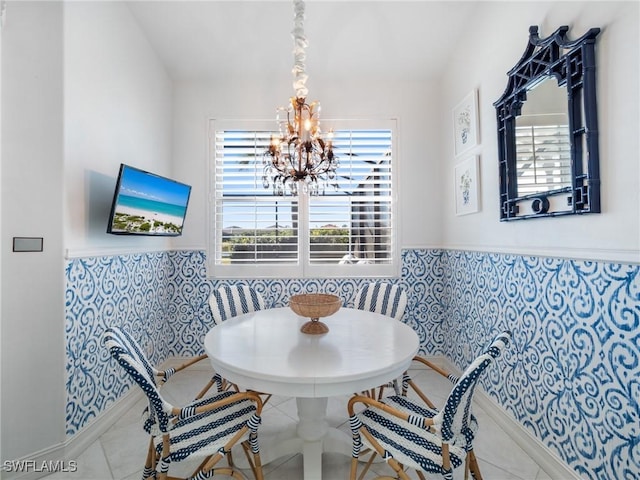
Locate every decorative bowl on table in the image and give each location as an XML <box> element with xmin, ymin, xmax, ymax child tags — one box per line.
<box><xmin>289</xmin><ymin>293</ymin><xmax>342</xmax><ymax>334</ymax></box>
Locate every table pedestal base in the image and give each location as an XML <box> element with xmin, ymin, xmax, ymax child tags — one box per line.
<box><xmin>237</xmin><ymin>397</ymin><xmax>352</xmax><ymax>480</ymax></box>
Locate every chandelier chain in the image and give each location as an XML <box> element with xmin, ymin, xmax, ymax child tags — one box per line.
<box><xmin>262</xmin><ymin>0</ymin><xmax>338</xmax><ymax>196</ymax></box>
<box><xmin>292</xmin><ymin>0</ymin><xmax>308</xmax><ymax>98</ymax></box>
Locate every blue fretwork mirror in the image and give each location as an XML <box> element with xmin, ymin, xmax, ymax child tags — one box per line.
<box><xmin>493</xmin><ymin>26</ymin><xmax>601</xmax><ymax>220</ymax></box>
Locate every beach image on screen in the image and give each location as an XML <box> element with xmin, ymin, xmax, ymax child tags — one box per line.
<box><xmin>109</xmin><ymin>166</ymin><xmax>191</xmax><ymax>235</ymax></box>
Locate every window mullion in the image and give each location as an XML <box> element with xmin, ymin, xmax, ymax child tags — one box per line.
<box><xmin>299</xmin><ymin>191</ymin><xmax>310</xmax><ymax>274</ymax></box>
<box><xmin>209</xmin><ymin>119</ymin><xmax>398</xmax><ymax>279</ymax></box>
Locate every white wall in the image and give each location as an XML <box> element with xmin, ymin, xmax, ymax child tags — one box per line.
<box><xmin>0</xmin><ymin>0</ymin><xmax>5</xmax><ymax>465</ymax></box>
<box><xmin>439</xmin><ymin>1</ymin><xmax>639</xmax><ymax>263</ymax></box>
<box><xmin>2</xmin><ymin>0</ymin><xmax>637</xmax><ymax>467</ymax></box>
<box><xmin>64</xmin><ymin>1</ymin><xmax>174</xmax><ymax>256</ymax></box>
<box><xmin>1</xmin><ymin>0</ymin><xmax>173</xmax><ymax>463</ymax></box>
<box><xmin>1</xmin><ymin>1</ymin><xmax>65</xmax><ymax>461</ymax></box>
<box><xmin>172</xmin><ymin>76</ymin><xmax>445</xmax><ymax>253</ymax></box>
<box><xmin>172</xmin><ymin>1</ymin><xmax>639</xmax><ymax>265</ymax></box>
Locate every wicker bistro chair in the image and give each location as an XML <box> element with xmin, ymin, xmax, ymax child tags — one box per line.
<box><xmin>347</xmin><ymin>331</ymin><xmax>511</xmax><ymax>480</ymax></box>
<box><xmin>209</xmin><ymin>285</ymin><xmax>266</xmax><ymax>325</ymax></box>
<box><xmin>354</xmin><ymin>282</ymin><xmax>408</xmax><ymax>322</ymax></box>
<box><xmin>103</xmin><ymin>327</ymin><xmax>264</xmax><ymax>480</ymax></box>
<box><xmin>208</xmin><ymin>285</ymin><xmax>272</xmax><ymax>403</ymax></box>
<box><xmin>354</xmin><ymin>282</ymin><xmax>409</xmax><ymax>399</ymax></box>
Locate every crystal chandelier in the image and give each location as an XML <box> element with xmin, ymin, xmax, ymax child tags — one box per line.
<box><xmin>262</xmin><ymin>0</ymin><xmax>338</xmax><ymax>196</ymax></box>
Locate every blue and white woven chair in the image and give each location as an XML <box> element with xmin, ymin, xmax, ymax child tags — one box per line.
<box><xmin>354</xmin><ymin>282</ymin><xmax>408</xmax><ymax>322</ymax></box>
<box><xmin>348</xmin><ymin>331</ymin><xmax>511</xmax><ymax>480</ymax></box>
<box><xmin>209</xmin><ymin>284</ymin><xmax>266</xmax><ymax>325</ymax></box>
<box><xmin>208</xmin><ymin>284</ymin><xmax>272</xmax><ymax>402</ymax></box>
<box><xmin>354</xmin><ymin>282</ymin><xmax>409</xmax><ymax>398</ymax></box>
<box><xmin>103</xmin><ymin>327</ymin><xmax>264</xmax><ymax>480</ymax></box>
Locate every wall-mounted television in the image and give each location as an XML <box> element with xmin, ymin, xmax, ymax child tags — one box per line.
<box><xmin>107</xmin><ymin>164</ymin><xmax>192</xmax><ymax>236</ymax></box>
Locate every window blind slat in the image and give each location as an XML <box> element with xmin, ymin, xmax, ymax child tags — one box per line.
<box><xmin>515</xmin><ymin>124</ymin><xmax>571</xmax><ymax>194</ymax></box>
<box><xmin>213</xmin><ymin>126</ymin><xmax>394</xmax><ymax>272</ymax></box>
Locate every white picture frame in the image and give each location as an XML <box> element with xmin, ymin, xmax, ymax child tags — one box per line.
<box><xmin>453</xmin><ymin>89</ymin><xmax>480</xmax><ymax>156</ymax></box>
<box><xmin>454</xmin><ymin>155</ymin><xmax>480</xmax><ymax>215</ymax></box>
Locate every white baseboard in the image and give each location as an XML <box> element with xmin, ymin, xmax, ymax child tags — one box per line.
<box><xmin>438</xmin><ymin>358</ymin><xmax>580</xmax><ymax>480</ymax></box>
<box><xmin>1</xmin><ymin>388</ymin><xmax>143</xmax><ymax>480</ymax></box>
<box><xmin>64</xmin><ymin>388</ymin><xmax>144</xmax><ymax>468</ymax></box>
<box><xmin>473</xmin><ymin>390</ymin><xmax>581</xmax><ymax>480</ymax></box>
<box><xmin>0</xmin><ymin>356</ymin><xmax>209</xmax><ymax>480</ymax></box>
<box><xmin>8</xmin><ymin>358</ymin><xmax>206</xmax><ymax>479</ymax></box>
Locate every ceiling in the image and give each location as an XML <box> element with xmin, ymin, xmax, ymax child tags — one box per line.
<box><xmin>126</xmin><ymin>1</ymin><xmax>481</xmax><ymax>82</ymax></box>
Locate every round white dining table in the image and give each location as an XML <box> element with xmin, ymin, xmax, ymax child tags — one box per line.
<box><xmin>203</xmin><ymin>306</ymin><xmax>420</xmax><ymax>480</ymax></box>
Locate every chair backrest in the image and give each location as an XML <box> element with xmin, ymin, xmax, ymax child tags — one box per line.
<box><xmin>354</xmin><ymin>282</ymin><xmax>408</xmax><ymax>321</ymax></box>
<box><xmin>103</xmin><ymin>327</ymin><xmax>172</xmax><ymax>433</ymax></box>
<box><xmin>436</xmin><ymin>331</ymin><xmax>511</xmax><ymax>449</ymax></box>
<box><xmin>209</xmin><ymin>285</ymin><xmax>266</xmax><ymax>325</ymax></box>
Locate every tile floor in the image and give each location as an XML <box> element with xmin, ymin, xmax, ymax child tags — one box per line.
<box><xmin>45</xmin><ymin>366</ymin><xmax>552</xmax><ymax>480</ymax></box>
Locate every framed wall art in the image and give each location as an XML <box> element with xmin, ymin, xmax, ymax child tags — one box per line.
<box><xmin>454</xmin><ymin>155</ymin><xmax>480</xmax><ymax>215</ymax></box>
<box><xmin>453</xmin><ymin>89</ymin><xmax>479</xmax><ymax>156</ymax></box>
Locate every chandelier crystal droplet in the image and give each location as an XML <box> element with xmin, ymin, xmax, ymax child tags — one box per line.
<box><xmin>262</xmin><ymin>0</ymin><xmax>338</xmax><ymax>196</ymax></box>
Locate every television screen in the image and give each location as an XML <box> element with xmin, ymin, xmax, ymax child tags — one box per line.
<box><xmin>107</xmin><ymin>164</ymin><xmax>192</xmax><ymax>236</ymax></box>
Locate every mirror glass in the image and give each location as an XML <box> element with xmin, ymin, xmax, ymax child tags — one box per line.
<box><xmin>493</xmin><ymin>25</ymin><xmax>601</xmax><ymax>221</ymax></box>
<box><xmin>515</xmin><ymin>77</ymin><xmax>571</xmax><ymax>196</ymax></box>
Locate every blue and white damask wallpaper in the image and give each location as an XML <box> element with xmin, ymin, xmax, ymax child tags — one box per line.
<box><xmin>65</xmin><ymin>249</ymin><xmax>638</xmax><ymax>479</ymax></box>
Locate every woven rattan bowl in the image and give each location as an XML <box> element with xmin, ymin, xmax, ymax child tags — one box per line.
<box><xmin>290</xmin><ymin>293</ymin><xmax>342</xmax><ymax>334</ymax></box>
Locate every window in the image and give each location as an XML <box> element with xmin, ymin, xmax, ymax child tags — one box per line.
<box><xmin>208</xmin><ymin>119</ymin><xmax>398</xmax><ymax>279</ymax></box>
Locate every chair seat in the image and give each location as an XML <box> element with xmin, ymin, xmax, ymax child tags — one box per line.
<box><xmin>382</xmin><ymin>395</ymin><xmax>439</xmax><ymax>418</ymax></box>
<box><xmin>383</xmin><ymin>395</ymin><xmax>479</xmax><ymax>448</ymax></box>
<box><xmin>151</xmin><ymin>391</ymin><xmax>260</xmax><ymax>463</ymax></box>
<box><xmin>349</xmin><ymin>331</ymin><xmax>510</xmax><ymax>480</ymax></box>
<box><xmin>356</xmin><ymin>398</ymin><xmax>466</xmax><ymax>474</ymax></box>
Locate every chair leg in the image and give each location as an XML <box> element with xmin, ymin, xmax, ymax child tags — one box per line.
<box><xmin>357</xmin><ymin>427</ymin><xmax>412</xmax><ymax>480</ymax></box>
<box><xmin>190</xmin><ymin>456</ymin><xmax>214</xmax><ymax>479</ymax></box>
<box><xmin>200</xmin><ymin>451</ymin><xmax>225</xmax><ymax>477</ymax></box>
<box><xmin>350</xmin><ymin>455</ymin><xmax>383</xmax><ymax>480</ymax></box>
<box><xmin>194</xmin><ymin>378</ymin><xmax>217</xmax><ymax>400</ymax></box>
<box><xmin>240</xmin><ymin>439</ymin><xmax>264</xmax><ymax>480</ymax></box>
<box><xmin>350</xmin><ymin>457</ymin><xmax>359</xmax><ymax>480</ymax></box>
<box><xmin>200</xmin><ymin>466</ymin><xmax>245</xmax><ymax>479</ymax></box>
<box><xmin>200</xmin><ymin>427</ymin><xmax>264</xmax><ymax>480</ymax></box>
<box><xmin>465</xmin><ymin>455</ymin><xmax>470</xmax><ymax>480</ymax></box>
<box><xmin>142</xmin><ymin>438</ymin><xmax>156</xmax><ymax>479</ymax></box>
<box><xmin>467</xmin><ymin>450</ymin><xmax>483</xmax><ymax>480</ymax></box>
<box><xmin>441</xmin><ymin>443</ymin><xmax>452</xmax><ymax>480</ymax></box>
<box><xmin>356</xmin><ymin>450</ymin><xmax>377</xmax><ymax>480</ymax></box>
<box><xmin>157</xmin><ymin>436</ymin><xmax>172</xmax><ymax>480</ymax></box>
<box><xmin>385</xmin><ymin>457</ymin><xmax>412</xmax><ymax>480</ymax></box>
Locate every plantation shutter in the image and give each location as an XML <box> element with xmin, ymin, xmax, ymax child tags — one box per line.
<box><xmin>210</xmin><ymin>119</ymin><xmax>396</xmax><ymax>278</ymax></box>
<box><xmin>515</xmin><ymin>124</ymin><xmax>571</xmax><ymax>195</ymax></box>
<box><xmin>308</xmin><ymin>129</ymin><xmax>393</xmax><ymax>266</ymax></box>
<box><xmin>213</xmin><ymin>130</ymin><xmax>299</xmax><ymax>268</ymax></box>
